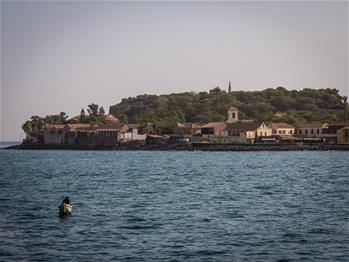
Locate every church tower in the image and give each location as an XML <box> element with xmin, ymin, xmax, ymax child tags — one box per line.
<box><xmin>228</xmin><ymin>81</ymin><xmax>231</xmax><ymax>93</ymax></box>
<box><xmin>227</xmin><ymin>107</ymin><xmax>238</xmax><ymax>123</ymax></box>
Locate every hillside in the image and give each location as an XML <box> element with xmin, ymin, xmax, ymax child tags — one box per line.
<box><xmin>109</xmin><ymin>87</ymin><xmax>348</xmax><ymax>125</ymax></box>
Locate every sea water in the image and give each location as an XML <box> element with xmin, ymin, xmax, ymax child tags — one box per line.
<box><xmin>0</xmin><ymin>149</ymin><xmax>348</xmax><ymax>261</ymax></box>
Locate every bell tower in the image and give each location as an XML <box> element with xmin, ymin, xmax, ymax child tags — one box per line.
<box><xmin>227</xmin><ymin>107</ymin><xmax>238</xmax><ymax>123</ymax></box>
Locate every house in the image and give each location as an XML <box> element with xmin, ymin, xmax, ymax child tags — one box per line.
<box><xmin>219</xmin><ymin>122</ymin><xmax>272</xmax><ymax>143</ymax></box>
<box><xmin>93</xmin><ymin>124</ymin><xmax>125</xmax><ymax>146</ymax></box>
<box><xmin>323</xmin><ymin>122</ymin><xmax>349</xmax><ymax>144</ymax></box>
<box><xmin>255</xmin><ymin>122</ymin><xmax>273</xmax><ymax>137</ymax></box>
<box><xmin>274</xmin><ymin>111</ymin><xmax>284</xmax><ymax>118</ymax></box>
<box><xmin>104</xmin><ymin>114</ymin><xmax>120</xmax><ymax>124</ymax></box>
<box><xmin>74</xmin><ymin>125</ymin><xmax>99</xmax><ymax>146</ymax></box>
<box><xmin>295</xmin><ymin>123</ymin><xmax>328</xmax><ymax>143</ymax></box>
<box><xmin>63</xmin><ymin>124</ymin><xmax>91</xmax><ymax>144</ymax></box>
<box><xmin>119</xmin><ymin>124</ymin><xmax>146</xmax><ymax>141</ymax></box>
<box><xmin>191</xmin><ymin>123</ymin><xmax>202</xmax><ymax>135</ymax></box>
<box><xmin>337</xmin><ymin>126</ymin><xmax>349</xmax><ymax>144</ymax></box>
<box><xmin>201</xmin><ymin>122</ymin><xmax>226</xmax><ymax>136</ymax></box>
<box><xmin>68</xmin><ymin>114</ymin><xmax>119</xmax><ymax>124</ymax></box>
<box><xmin>176</xmin><ymin>123</ymin><xmax>201</xmax><ymax>135</ymax></box>
<box><xmin>296</xmin><ymin>123</ymin><xmax>327</xmax><ymax>137</ymax></box>
<box><xmin>270</xmin><ymin>123</ymin><xmax>294</xmax><ymax>136</ymax></box>
<box><xmin>43</xmin><ymin>124</ymin><xmax>66</xmax><ymax>144</ymax></box>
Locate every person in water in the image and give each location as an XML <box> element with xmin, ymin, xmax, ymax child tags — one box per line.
<box><xmin>62</xmin><ymin>197</ymin><xmax>70</xmax><ymax>205</ymax></box>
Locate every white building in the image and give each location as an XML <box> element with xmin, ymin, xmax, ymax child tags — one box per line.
<box><xmin>226</xmin><ymin>107</ymin><xmax>238</xmax><ymax>123</ymax></box>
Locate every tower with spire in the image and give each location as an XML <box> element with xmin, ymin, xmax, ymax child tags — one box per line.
<box><xmin>228</xmin><ymin>81</ymin><xmax>231</xmax><ymax>93</ymax></box>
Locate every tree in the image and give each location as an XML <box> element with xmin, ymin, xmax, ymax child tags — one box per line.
<box><xmin>80</xmin><ymin>109</ymin><xmax>86</xmax><ymax>122</ymax></box>
<box><xmin>87</xmin><ymin>103</ymin><xmax>99</xmax><ymax>116</ymax></box>
<box><xmin>59</xmin><ymin>112</ymin><xmax>68</xmax><ymax>123</ymax></box>
<box><xmin>22</xmin><ymin>120</ymin><xmax>33</xmax><ymax>136</ymax></box>
<box><xmin>99</xmin><ymin>107</ymin><xmax>105</xmax><ymax>116</ymax></box>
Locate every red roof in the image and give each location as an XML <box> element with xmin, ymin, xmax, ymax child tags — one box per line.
<box><xmin>270</xmin><ymin>123</ymin><xmax>294</xmax><ymax>129</ymax></box>
<box><xmin>201</xmin><ymin>122</ymin><xmax>226</xmax><ymax>128</ymax></box>
<box><xmin>104</xmin><ymin>114</ymin><xmax>120</xmax><ymax>124</ymax></box>
<box><xmin>297</xmin><ymin>123</ymin><xmax>326</xmax><ymax>128</ymax></box>
<box><xmin>45</xmin><ymin>124</ymin><xmax>65</xmax><ymax>129</ymax></box>
<box><xmin>67</xmin><ymin>124</ymin><xmax>91</xmax><ymax>130</ymax></box>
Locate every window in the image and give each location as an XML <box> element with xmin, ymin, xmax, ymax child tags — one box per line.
<box><xmin>260</xmin><ymin>132</ymin><xmax>262</xmax><ymax>136</ymax></box>
<box><xmin>299</xmin><ymin>130</ymin><xmax>302</xmax><ymax>134</ymax></box>
<box><xmin>289</xmin><ymin>130</ymin><xmax>293</xmax><ymax>134</ymax></box>
<box><xmin>305</xmin><ymin>129</ymin><xmax>308</xmax><ymax>134</ymax></box>
<box><xmin>232</xmin><ymin>113</ymin><xmax>235</xmax><ymax>118</ymax></box>
<box><xmin>317</xmin><ymin>129</ymin><xmax>320</xmax><ymax>134</ymax></box>
<box><xmin>311</xmin><ymin>129</ymin><xmax>314</xmax><ymax>134</ymax></box>
<box><xmin>265</xmin><ymin>132</ymin><xmax>267</xmax><ymax>136</ymax></box>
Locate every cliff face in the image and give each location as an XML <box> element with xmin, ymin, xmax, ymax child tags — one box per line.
<box><xmin>109</xmin><ymin>87</ymin><xmax>348</xmax><ymax>125</ymax></box>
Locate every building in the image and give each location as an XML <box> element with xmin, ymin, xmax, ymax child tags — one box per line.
<box><xmin>68</xmin><ymin>114</ymin><xmax>119</xmax><ymax>124</ymax></box>
<box><xmin>274</xmin><ymin>111</ymin><xmax>284</xmax><ymax>118</ymax></box>
<box><xmin>43</xmin><ymin>123</ymin><xmax>145</xmax><ymax>146</ymax></box>
<box><xmin>337</xmin><ymin>126</ymin><xmax>349</xmax><ymax>144</ymax></box>
<box><xmin>226</xmin><ymin>107</ymin><xmax>238</xmax><ymax>123</ymax></box>
<box><xmin>201</xmin><ymin>122</ymin><xmax>226</xmax><ymax>136</ymax></box>
<box><xmin>270</xmin><ymin>123</ymin><xmax>294</xmax><ymax>136</ymax></box>
<box><xmin>296</xmin><ymin>123</ymin><xmax>327</xmax><ymax>137</ymax></box>
<box><xmin>323</xmin><ymin>122</ymin><xmax>349</xmax><ymax>144</ymax></box>
<box><xmin>104</xmin><ymin>114</ymin><xmax>120</xmax><ymax>124</ymax></box>
<box><xmin>118</xmin><ymin>124</ymin><xmax>146</xmax><ymax>141</ymax></box>
<box><xmin>43</xmin><ymin>124</ymin><xmax>66</xmax><ymax>144</ymax></box>
<box><xmin>295</xmin><ymin>123</ymin><xmax>328</xmax><ymax>143</ymax></box>
<box><xmin>219</xmin><ymin>122</ymin><xmax>271</xmax><ymax>143</ymax></box>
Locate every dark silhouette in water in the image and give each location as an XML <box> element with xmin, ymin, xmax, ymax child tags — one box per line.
<box><xmin>58</xmin><ymin>197</ymin><xmax>72</xmax><ymax>218</ymax></box>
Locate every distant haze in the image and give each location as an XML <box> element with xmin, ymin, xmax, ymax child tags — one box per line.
<box><xmin>1</xmin><ymin>1</ymin><xmax>348</xmax><ymax>141</ymax></box>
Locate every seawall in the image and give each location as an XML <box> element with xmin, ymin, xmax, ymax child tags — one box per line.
<box><xmin>6</xmin><ymin>143</ymin><xmax>349</xmax><ymax>151</ymax></box>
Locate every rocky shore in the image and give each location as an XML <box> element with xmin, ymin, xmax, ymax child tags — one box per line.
<box><xmin>6</xmin><ymin>142</ymin><xmax>349</xmax><ymax>151</ymax></box>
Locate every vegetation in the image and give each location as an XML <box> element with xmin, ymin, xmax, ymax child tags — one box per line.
<box><xmin>21</xmin><ymin>87</ymin><xmax>348</xmax><ymax>138</ymax></box>
<box><xmin>109</xmin><ymin>87</ymin><xmax>348</xmax><ymax>125</ymax></box>
<box><xmin>22</xmin><ymin>104</ymin><xmax>108</xmax><ymax>137</ymax></box>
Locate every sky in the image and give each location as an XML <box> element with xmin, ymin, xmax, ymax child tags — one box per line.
<box><xmin>1</xmin><ymin>1</ymin><xmax>348</xmax><ymax>141</ymax></box>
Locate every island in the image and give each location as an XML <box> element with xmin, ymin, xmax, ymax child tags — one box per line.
<box><xmin>8</xmin><ymin>86</ymin><xmax>349</xmax><ymax>151</ymax></box>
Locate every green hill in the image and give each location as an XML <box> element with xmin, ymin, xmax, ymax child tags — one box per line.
<box><xmin>109</xmin><ymin>87</ymin><xmax>348</xmax><ymax>125</ymax></box>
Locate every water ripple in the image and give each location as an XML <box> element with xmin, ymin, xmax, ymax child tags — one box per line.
<box><xmin>0</xmin><ymin>150</ymin><xmax>348</xmax><ymax>261</ymax></box>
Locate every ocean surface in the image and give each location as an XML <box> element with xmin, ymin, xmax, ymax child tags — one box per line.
<box><xmin>0</xmin><ymin>149</ymin><xmax>348</xmax><ymax>261</ymax></box>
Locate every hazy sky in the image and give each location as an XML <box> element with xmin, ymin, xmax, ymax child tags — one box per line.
<box><xmin>1</xmin><ymin>1</ymin><xmax>348</xmax><ymax>141</ymax></box>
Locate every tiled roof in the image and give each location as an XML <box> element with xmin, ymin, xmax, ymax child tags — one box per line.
<box><xmin>201</xmin><ymin>122</ymin><xmax>226</xmax><ymax>128</ymax></box>
<box><xmin>270</xmin><ymin>123</ymin><xmax>294</xmax><ymax>129</ymax></box>
<box><xmin>45</xmin><ymin>124</ymin><xmax>65</xmax><ymax>129</ymax></box>
<box><xmin>67</xmin><ymin>124</ymin><xmax>91</xmax><ymax>130</ymax></box>
<box><xmin>328</xmin><ymin>122</ymin><xmax>349</xmax><ymax>127</ymax></box>
<box><xmin>296</xmin><ymin>123</ymin><xmax>325</xmax><ymax>128</ymax></box>
<box><xmin>104</xmin><ymin>114</ymin><xmax>120</xmax><ymax>123</ymax></box>
<box><xmin>225</xmin><ymin>122</ymin><xmax>261</xmax><ymax>131</ymax></box>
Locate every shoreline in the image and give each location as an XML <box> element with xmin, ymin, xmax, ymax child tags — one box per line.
<box><xmin>5</xmin><ymin>143</ymin><xmax>349</xmax><ymax>151</ymax></box>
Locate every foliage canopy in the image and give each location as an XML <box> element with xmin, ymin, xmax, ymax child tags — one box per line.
<box><xmin>109</xmin><ymin>87</ymin><xmax>348</xmax><ymax>125</ymax></box>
